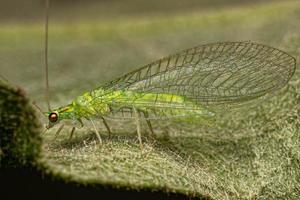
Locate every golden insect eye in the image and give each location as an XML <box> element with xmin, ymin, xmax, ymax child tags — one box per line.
<box><xmin>49</xmin><ymin>113</ymin><xmax>58</xmax><ymax>123</ymax></box>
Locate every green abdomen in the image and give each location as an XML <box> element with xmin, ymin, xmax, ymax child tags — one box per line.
<box><xmin>75</xmin><ymin>89</ymin><xmax>215</xmax><ymax>123</ymax></box>
<box><xmin>103</xmin><ymin>90</ymin><xmax>215</xmax><ymax>123</ymax></box>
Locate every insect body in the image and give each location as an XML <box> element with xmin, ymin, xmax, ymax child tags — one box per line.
<box><xmin>45</xmin><ymin>41</ymin><xmax>296</xmax><ymax>148</ymax></box>
<box><xmin>47</xmin><ymin>90</ymin><xmax>215</xmax><ymax>127</ymax></box>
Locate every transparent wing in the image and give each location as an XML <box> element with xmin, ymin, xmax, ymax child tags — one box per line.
<box><xmin>98</xmin><ymin>41</ymin><xmax>296</xmax><ymax>107</ymax></box>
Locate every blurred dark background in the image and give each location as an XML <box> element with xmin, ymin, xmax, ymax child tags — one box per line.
<box><xmin>0</xmin><ymin>0</ymin><xmax>279</xmax><ymax>23</ymax></box>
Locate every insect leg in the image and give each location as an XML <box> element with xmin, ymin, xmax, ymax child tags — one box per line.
<box><xmin>90</xmin><ymin>119</ymin><xmax>102</xmax><ymax>144</ymax></box>
<box><xmin>133</xmin><ymin>107</ymin><xmax>143</xmax><ymax>150</ymax></box>
<box><xmin>69</xmin><ymin>127</ymin><xmax>76</xmax><ymax>140</ymax></box>
<box><xmin>141</xmin><ymin>111</ymin><xmax>155</xmax><ymax>135</ymax></box>
<box><xmin>77</xmin><ymin>118</ymin><xmax>84</xmax><ymax>127</ymax></box>
<box><xmin>101</xmin><ymin>116</ymin><xmax>112</xmax><ymax>139</ymax></box>
<box><xmin>53</xmin><ymin>124</ymin><xmax>64</xmax><ymax>140</ymax></box>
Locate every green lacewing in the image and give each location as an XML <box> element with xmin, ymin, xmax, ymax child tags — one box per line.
<box><xmin>45</xmin><ymin>41</ymin><xmax>296</xmax><ymax>147</ymax></box>
<box><xmin>41</xmin><ymin>2</ymin><xmax>296</xmax><ymax>148</ymax></box>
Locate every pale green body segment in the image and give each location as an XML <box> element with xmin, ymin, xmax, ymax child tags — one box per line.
<box><xmin>52</xmin><ymin>88</ymin><xmax>215</xmax><ymax>125</ymax></box>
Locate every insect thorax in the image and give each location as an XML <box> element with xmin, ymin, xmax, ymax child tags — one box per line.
<box><xmin>72</xmin><ymin>89</ymin><xmax>111</xmax><ymax>118</ymax></box>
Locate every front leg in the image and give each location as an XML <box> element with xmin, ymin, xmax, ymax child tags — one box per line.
<box><xmin>69</xmin><ymin>118</ymin><xmax>84</xmax><ymax>140</ymax></box>
<box><xmin>53</xmin><ymin>124</ymin><xmax>64</xmax><ymax>141</ymax></box>
<box><xmin>69</xmin><ymin>127</ymin><xmax>76</xmax><ymax>140</ymax></box>
<box><xmin>101</xmin><ymin>116</ymin><xmax>112</xmax><ymax>139</ymax></box>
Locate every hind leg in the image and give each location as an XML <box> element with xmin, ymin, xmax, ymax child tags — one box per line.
<box><xmin>133</xmin><ymin>107</ymin><xmax>143</xmax><ymax>150</ymax></box>
<box><xmin>142</xmin><ymin>111</ymin><xmax>155</xmax><ymax>135</ymax></box>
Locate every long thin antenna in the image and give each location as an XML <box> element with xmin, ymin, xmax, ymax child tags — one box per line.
<box><xmin>33</xmin><ymin>101</ymin><xmax>44</xmax><ymax>115</ymax></box>
<box><xmin>0</xmin><ymin>74</ymin><xmax>9</xmax><ymax>82</ymax></box>
<box><xmin>45</xmin><ymin>0</ymin><xmax>51</xmax><ymax>111</ymax></box>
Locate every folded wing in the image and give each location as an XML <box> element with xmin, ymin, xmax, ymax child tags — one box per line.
<box><xmin>99</xmin><ymin>41</ymin><xmax>296</xmax><ymax>107</ymax></box>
